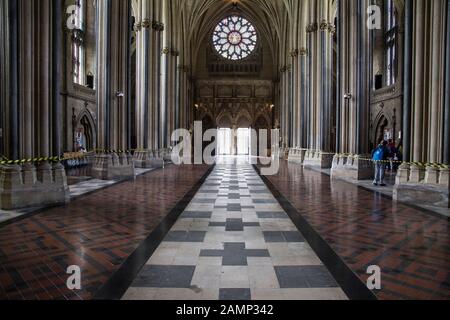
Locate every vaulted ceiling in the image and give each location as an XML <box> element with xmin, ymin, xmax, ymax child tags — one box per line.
<box><xmin>172</xmin><ymin>0</ymin><xmax>293</xmax><ymax>73</ymax></box>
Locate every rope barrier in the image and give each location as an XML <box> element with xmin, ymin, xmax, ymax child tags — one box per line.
<box><xmin>0</xmin><ymin>148</ymin><xmax>173</xmax><ymax>166</ymax></box>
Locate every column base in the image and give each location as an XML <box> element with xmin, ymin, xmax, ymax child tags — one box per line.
<box><xmin>393</xmin><ymin>165</ymin><xmax>450</xmax><ymax>208</ymax></box>
<box><xmin>133</xmin><ymin>150</ymin><xmax>165</xmax><ymax>168</ymax></box>
<box><xmin>303</xmin><ymin>150</ymin><xmax>334</xmax><ymax>169</ymax></box>
<box><xmin>0</xmin><ymin>162</ymin><xmax>70</xmax><ymax>210</ymax></box>
<box><xmin>331</xmin><ymin>154</ymin><xmax>374</xmax><ymax>180</ymax></box>
<box><xmin>92</xmin><ymin>153</ymin><xmax>136</xmax><ymax>180</ymax></box>
<box><xmin>288</xmin><ymin>148</ymin><xmax>306</xmax><ymax>164</ymax></box>
<box><xmin>133</xmin><ymin>151</ymin><xmax>153</xmax><ymax>169</ymax></box>
<box><xmin>162</xmin><ymin>148</ymin><xmax>173</xmax><ymax>162</ymax></box>
<box><xmin>394</xmin><ymin>183</ymin><xmax>449</xmax><ymax>208</ymax></box>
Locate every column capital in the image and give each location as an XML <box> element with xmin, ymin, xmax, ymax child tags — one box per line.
<box><xmin>152</xmin><ymin>21</ymin><xmax>165</xmax><ymax>32</ymax></box>
<box><xmin>299</xmin><ymin>47</ymin><xmax>309</xmax><ymax>56</ymax></box>
<box><xmin>319</xmin><ymin>20</ymin><xmax>329</xmax><ymax>31</ymax></box>
<box><xmin>142</xmin><ymin>18</ymin><xmax>151</xmax><ymax>29</ymax></box>
<box><xmin>306</xmin><ymin>22</ymin><xmax>318</xmax><ymax>33</ymax></box>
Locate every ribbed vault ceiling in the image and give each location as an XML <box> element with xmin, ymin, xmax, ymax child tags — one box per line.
<box><xmin>179</xmin><ymin>0</ymin><xmax>291</xmax><ymax>72</ymax></box>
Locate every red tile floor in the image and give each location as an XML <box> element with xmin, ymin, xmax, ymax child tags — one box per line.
<box><xmin>0</xmin><ymin>164</ymin><xmax>210</xmax><ymax>300</ymax></box>
<box><xmin>262</xmin><ymin>161</ymin><xmax>450</xmax><ymax>300</ymax></box>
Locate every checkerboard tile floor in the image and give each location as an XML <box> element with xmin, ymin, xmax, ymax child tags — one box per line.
<box><xmin>123</xmin><ymin>157</ymin><xmax>348</xmax><ymax>300</ymax></box>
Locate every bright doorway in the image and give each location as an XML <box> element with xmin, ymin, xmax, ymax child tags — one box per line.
<box><xmin>217</xmin><ymin>127</ymin><xmax>251</xmax><ymax>155</ymax></box>
<box><xmin>218</xmin><ymin>128</ymin><xmax>232</xmax><ymax>155</ymax></box>
<box><xmin>237</xmin><ymin>128</ymin><xmax>251</xmax><ymax>155</ymax></box>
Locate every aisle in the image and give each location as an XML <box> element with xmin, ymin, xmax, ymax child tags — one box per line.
<box><xmin>123</xmin><ymin>157</ymin><xmax>347</xmax><ymax>300</ymax></box>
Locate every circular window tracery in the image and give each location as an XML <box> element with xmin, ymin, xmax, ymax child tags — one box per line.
<box><xmin>212</xmin><ymin>16</ymin><xmax>257</xmax><ymax>61</ymax></box>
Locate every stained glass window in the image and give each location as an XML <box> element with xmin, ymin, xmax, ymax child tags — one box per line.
<box><xmin>212</xmin><ymin>16</ymin><xmax>257</xmax><ymax>61</ymax></box>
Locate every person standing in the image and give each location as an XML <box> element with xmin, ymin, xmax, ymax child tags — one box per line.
<box><xmin>371</xmin><ymin>140</ymin><xmax>389</xmax><ymax>186</ymax></box>
<box><xmin>387</xmin><ymin>139</ymin><xmax>397</xmax><ymax>172</ymax></box>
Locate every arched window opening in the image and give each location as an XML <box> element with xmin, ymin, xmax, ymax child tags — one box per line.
<box><xmin>385</xmin><ymin>0</ymin><xmax>397</xmax><ymax>86</ymax></box>
<box><xmin>72</xmin><ymin>0</ymin><xmax>86</xmax><ymax>85</ymax></box>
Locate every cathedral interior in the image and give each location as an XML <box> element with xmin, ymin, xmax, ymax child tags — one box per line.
<box><xmin>0</xmin><ymin>0</ymin><xmax>449</xmax><ymax>302</ymax></box>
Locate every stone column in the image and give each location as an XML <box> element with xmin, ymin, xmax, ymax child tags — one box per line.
<box><xmin>429</xmin><ymin>0</ymin><xmax>445</xmax><ymax>163</ymax></box>
<box><xmin>411</xmin><ymin>0</ymin><xmax>425</xmax><ymax>163</ymax></box>
<box><xmin>52</xmin><ymin>0</ymin><xmax>62</xmax><ymax>157</ymax></box>
<box><xmin>155</xmin><ymin>22</ymin><xmax>163</xmax><ymax>149</ymax></box>
<box><xmin>39</xmin><ymin>1</ymin><xmax>51</xmax><ymax>157</ymax></box>
<box><xmin>335</xmin><ymin>0</ymin><xmax>342</xmax><ymax>153</ymax></box>
<box><xmin>161</xmin><ymin>41</ymin><xmax>169</xmax><ymax>147</ymax></box>
<box><xmin>355</xmin><ymin>0</ymin><xmax>370</xmax><ymax>155</ymax></box>
<box><xmin>96</xmin><ymin>0</ymin><xmax>112</xmax><ymax>150</ymax></box>
<box><xmin>300</xmin><ymin>48</ymin><xmax>308</xmax><ymax>148</ymax></box>
<box><xmin>403</xmin><ymin>0</ymin><xmax>413</xmax><ymax>163</ymax></box>
<box><xmin>0</xmin><ymin>0</ymin><xmax>69</xmax><ymax>210</ymax></box>
<box><xmin>1</xmin><ymin>0</ymin><xmax>19</xmax><ymax>159</ymax></box>
<box><xmin>280</xmin><ymin>68</ymin><xmax>287</xmax><ymax>147</ymax></box>
<box><xmin>93</xmin><ymin>0</ymin><xmax>135</xmax><ymax>180</ymax></box>
<box><xmin>336</xmin><ymin>0</ymin><xmax>370</xmax><ymax>157</ymax></box>
<box><xmin>291</xmin><ymin>50</ymin><xmax>299</xmax><ymax>148</ymax></box>
<box><xmin>443</xmin><ymin>0</ymin><xmax>450</xmax><ymax>164</ymax></box>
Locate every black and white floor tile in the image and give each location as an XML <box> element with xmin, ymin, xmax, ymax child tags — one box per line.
<box><xmin>123</xmin><ymin>157</ymin><xmax>348</xmax><ymax>300</ymax></box>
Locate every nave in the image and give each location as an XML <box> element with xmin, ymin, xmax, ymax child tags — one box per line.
<box><xmin>0</xmin><ymin>158</ymin><xmax>448</xmax><ymax>300</ymax></box>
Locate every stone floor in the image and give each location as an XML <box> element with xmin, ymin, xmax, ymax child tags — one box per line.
<box><xmin>1</xmin><ymin>156</ymin><xmax>449</xmax><ymax>300</ymax></box>
<box><xmin>0</xmin><ymin>168</ymin><xmax>154</xmax><ymax>224</ymax></box>
<box><xmin>123</xmin><ymin>157</ymin><xmax>347</xmax><ymax>300</ymax></box>
<box><xmin>0</xmin><ymin>164</ymin><xmax>210</xmax><ymax>300</ymax></box>
<box><xmin>263</xmin><ymin>160</ymin><xmax>450</xmax><ymax>300</ymax></box>
<box><xmin>317</xmin><ymin>168</ymin><xmax>450</xmax><ymax>218</ymax></box>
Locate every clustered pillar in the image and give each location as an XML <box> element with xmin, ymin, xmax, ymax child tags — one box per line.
<box><xmin>131</xmin><ymin>0</ymin><xmax>166</xmax><ymax>169</ymax></box>
<box><xmin>0</xmin><ymin>0</ymin><xmax>69</xmax><ymax>210</ymax></box>
<box><xmin>92</xmin><ymin>0</ymin><xmax>136</xmax><ymax>180</ymax></box>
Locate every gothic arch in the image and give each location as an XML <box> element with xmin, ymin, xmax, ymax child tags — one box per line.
<box><xmin>216</xmin><ymin>114</ymin><xmax>233</xmax><ymax>129</ymax></box>
<box><xmin>201</xmin><ymin>115</ymin><xmax>215</xmax><ymax>131</ymax></box>
<box><xmin>254</xmin><ymin>111</ymin><xmax>271</xmax><ymax>129</ymax></box>
<box><xmin>236</xmin><ymin>109</ymin><xmax>253</xmax><ymax>128</ymax></box>
<box><xmin>75</xmin><ymin>109</ymin><xmax>97</xmax><ymax>151</ymax></box>
<box><xmin>373</xmin><ymin>114</ymin><xmax>389</xmax><ymax>146</ymax></box>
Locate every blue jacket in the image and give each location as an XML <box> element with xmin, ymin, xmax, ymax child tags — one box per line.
<box><xmin>372</xmin><ymin>145</ymin><xmax>389</xmax><ymax>161</ymax></box>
